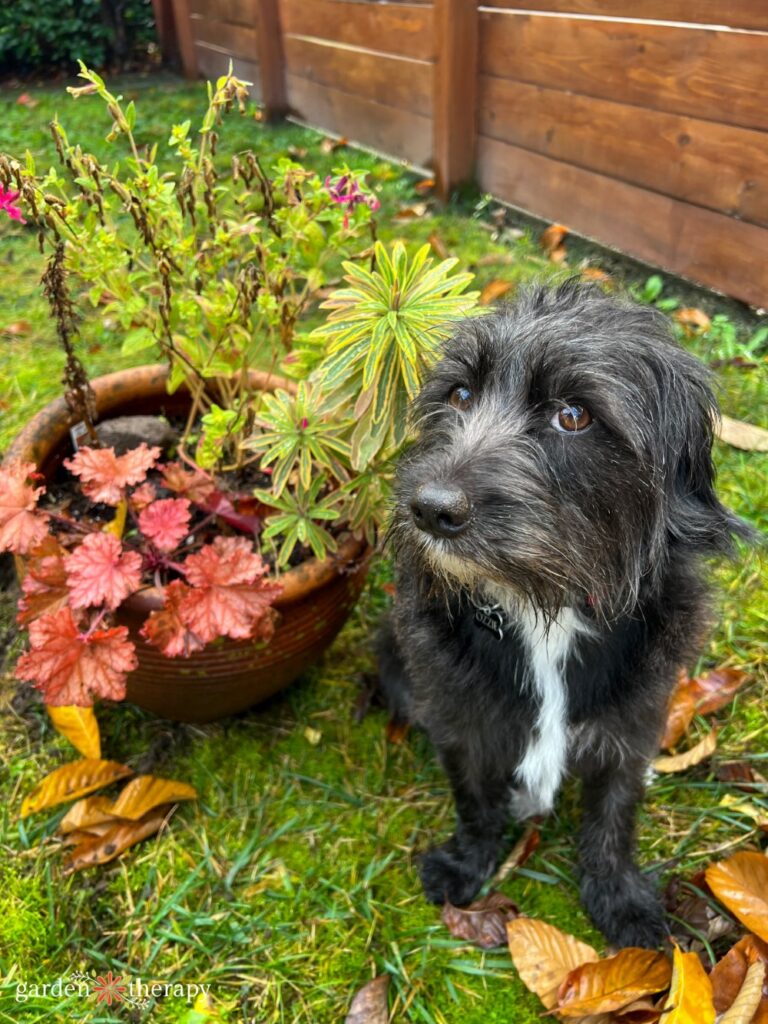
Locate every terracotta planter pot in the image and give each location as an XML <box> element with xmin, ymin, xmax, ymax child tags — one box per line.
<box><xmin>6</xmin><ymin>365</ymin><xmax>371</xmax><ymax>722</ymax></box>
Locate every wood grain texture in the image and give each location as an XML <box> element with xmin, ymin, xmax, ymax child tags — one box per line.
<box><xmin>480</xmin><ymin>0</ymin><xmax>768</xmax><ymax>32</ymax></box>
<box><xmin>283</xmin><ymin>36</ymin><xmax>432</xmax><ymax>115</ymax></box>
<box><xmin>286</xmin><ymin>74</ymin><xmax>431</xmax><ymax>165</ymax></box>
<box><xmin>479</xmin><ymin>76</ymin><xmax>768</xmax><ymax>226</ymax></box>
<box><xmin>169</xmin><ymin>0</ymin><xmax>198</xmax><ymax>77</ymax></box>
<box><xmin>189</xmin><ymin>14</ymin><xmax>259</xmax><ymax>60</ymax></box>
<box><xmin>480</xmin><ymin>12</ymin><xmax>768</xmax><ymax>131</ymax></box>
<box><xmin>433</xmin><ymin>0</ymin><xmax>478</xmax><ymax>196</ymax></box>
<box><xmin>188</xmin><ymin>0</ymin><xmax>254</xmax><ymax>27</ymax></box>
<box><xmin>255</xmin><ymin>0</ymin><xmax>287</xmax><ymax>118</ymax></box>
<box><xmin>281</xmin><ymin>0</ymin><xmax>434</xmax><ymax>60</ymax></box>
<box><xmin>477</xmin><ymin>135</ymin><xmax>768</xmax><ymax>308</ymax></box>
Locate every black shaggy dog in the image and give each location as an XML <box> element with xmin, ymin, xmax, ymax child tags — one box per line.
<box><xmin>378</xmin><ymin>282</ymin><xmax>750</xmax><ymax>949</ymax></box>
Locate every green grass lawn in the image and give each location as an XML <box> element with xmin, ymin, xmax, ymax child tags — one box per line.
<box><xmin>0</xmin><ymin>73</ymin><xmax>766</xmax><ymax>1024</ymax></box>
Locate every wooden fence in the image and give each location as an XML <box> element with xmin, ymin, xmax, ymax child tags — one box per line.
<box><xmin>156</xmin><ymin>0</ymin><xmax>768</xmax><ymax>308</ymax></box>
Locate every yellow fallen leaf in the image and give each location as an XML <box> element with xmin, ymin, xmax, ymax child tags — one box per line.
<box><xmin>47</xmin><ymin>705</ymin><xmax>101</xmax><ymax>760</ymax></box>
<box><xmin>21</xmin><ymin>759</ymin><xmax>133</xmax><ymax>818</ymax></box>
<box><xmin>718</xmin><ymin>795</ymin><xmax>768</xmax><ymax>827</ymax></box>
<box><xmin>706</xmin><ymin>851</ymin><xmax>768</xmax><ymax>944</ymax></box>
<box><xmin>507</xmin><ymin>917</ymin><xmax>599</xmax><ymax>1009</ymax></box>
<box><xmin>659</xmin><ymin>943</ymin><xmax>715</xmax><ymax>1023</ymax></box>
<box><xmin>103</xmin><ymin>499</ymin><xmax>128</xmax><ymax>539</ymax></box>
<box><xmin>719</xmin><ymin>960</ymin><xmax>766</xmax><ymax>1023</ymax></box>
<box><xmin>59</xmin><ymin>795</ymin><xmax>117</xmax><ymax>834</ymax></box>
<box><xmin>557</xmin><ymin>947</ymin><xmax>671</xmax><ymax>1017</ymax></box>
<box><xmin>652</xmin><ymin>730</ymin><xmax>716</xmax><ymax>773</ymax></box>
<box><xmin>108</xmin><ymin>775</ymin><xmax>197</xmax><ymax>821</ymax></box>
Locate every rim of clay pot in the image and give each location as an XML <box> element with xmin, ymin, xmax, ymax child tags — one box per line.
<box><xmin>6</xmin><ymin>363</ymin><xmax>370</xmax><ymax>611</ymax></box>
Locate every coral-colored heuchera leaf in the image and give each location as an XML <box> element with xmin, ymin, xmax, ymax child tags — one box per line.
<box><xmin>15</xmin><ymin>606</ymin><xmax>138</xmax><ymax>705</ymax></box>
<box><xmin>140</xmin><ymin>579</ymin><xmax>205</xmax><ymax>657</ymax></box>
<box><xmin>138</xmin><ymin>497</ymin><xmax>191</xmax><ymax>552</ymax></box>
<box><xmin>128</xmin><ymin>481</ymin><xmax>156</xmax><ymax>512</ymax></box>
<box><xmin>64</xmin><ymin>444</ymin><xmax>160</xmax><ymax>505</ymax></box>
<box><xmin>17</xmin><ymin>534</ymin><xmax>70</xmax><ymax>624</ymax></box>
<box><xmin>0</xmin><ymin>460</ymin><xmax>49</xmax><ymax>554</ymax></box>
<box><xmin>161</xmin><ymin>462</ymin><xmax>214</xmax><ymax>503</ymax></box>
<box><xmin>64</xmin><ymin>532</ymin><xmax>143</xmax><ymax>610</ymax></box>
<box><xmin>180</xmin><ymin>536</ymin><xmax>282</xmax><ymax>644</ymax></box>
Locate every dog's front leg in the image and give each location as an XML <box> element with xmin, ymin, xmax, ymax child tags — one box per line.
<box><xmin>419</xmin><ymin>746</ymin><xmax>510</xmax><ymax>906</ymax></box>
<box><xmin>578</xmin><ymin>757</ymin><xmax>668</xmax><ymax>948</ymax></box>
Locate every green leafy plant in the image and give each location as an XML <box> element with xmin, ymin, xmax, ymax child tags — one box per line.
<box><xmin>705</xmin><ymin>315</ymin><xmax>768</xmax><ymax>365</ymax></box>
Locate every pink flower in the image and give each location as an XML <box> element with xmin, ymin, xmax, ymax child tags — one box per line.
<box><xmin>0</xmin><ymin>185</ymin><xmax>27</xmax><ymax>224</ymax></box>
<box><xmin>324</xmin><ymin>174</ymin><xmax>380</xmax><ymax>229</ymax></box>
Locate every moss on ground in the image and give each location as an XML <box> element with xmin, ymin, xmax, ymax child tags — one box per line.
<box><xmin>0</xmin><ymin>73</ymin><xmax>765</xmax><ymax>1024</ymax></box>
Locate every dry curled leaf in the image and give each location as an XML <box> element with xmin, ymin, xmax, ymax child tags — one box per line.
<box><xmin>580</xmin><ymin>267</ymin><xmax>612</xmax><ymax>284</ymax></box>
<box><xmin>613</xmin><ymin>998</ymin><xmax>662</xmax><ymax>1023</ymax></box>
<box><xmin>320</xmin><ymin>135</ymin><xmax>348</xmax><ymax>154</ymax></box>
<box><xmin>718</xmin><ymin>416</ymin><xmax>768</xmax><ymax>453</ymax></box>
<box><xmin>706</xmin><ymin>852</ymin><xmax>768</xmax><ymax>943</ymax></box>
<box><xmin>674</xmin><ymin>308</ymin><xmax>711</xmax><ymax>333</ymax></box>
<box><xmin>63</xmin><ymin>805</ymin><xmax>171</xmax><ymax>873</ymax></box>
<box><xmin>653</xmin><ymin>730</ymin><xmax>717</xmax><ymax>773</ymax></box>
<box><xmin>719</xmin><ymin>960</ymin><xmax>766</xmax><ymax>1023</ymax></box>
<box><xmin>661</xmin><ymin>670</ymin><xmax>696</xmax><ymax>749</ymax></box>
<box><xmin>21</xmin><ymin>758</ymin><xmax>133</xmax><ymax>818</ymax></box>
<box><xmin>108</xmin><ymin>775</ymin><xmax>197</xmax><ymax>820</ymax></box>
<box><xmin>659</xmin><ymin>943</ymin><xmax>715</xmax><ymax>1023</ymax></box>
<box><xmin>344</xmin><ymin>975</ymin><xmax>389</xmax><ymax>1024</ymax></box>
<box><xmin>557</xmin><ymin>948</ymin><xmax>672</xmax><ymax>1017</ymax></box>
<box><xmin>541</xmin><ymin>223</ymin><xmax>569</xmax><ymax>254</ymax></box>
<box><xmin>712</xmin><ymin>935</ymin><xmax>768</xmax><ymax>1022</ymax></box>
<box><xmin>507</xmin><ymin>917</ymin><xmax>599</xmax><ymax>1010</ymax></box>
<box><xmin>59</xmin><ymin>795</ymin><xmax>117</xmax><ymax>834</ymax></box>
<box><xmin>47</xmin><ymin>705</ymin><xmax>101</xmax><ymax>760</ymax></box>
<box><xmin>494</xmin><ymin>825</ymin><xmax>541</xmax><ymax>883</ymax></box>
<box><xmin>442</xmin><ymin>890</ymin><xmax>519</xmax><ymax>949</ymax></box>
<box><xmin>689</xmin><ymin>668</ymin><xmax>750</xmax><ymax>716</ymax></box>
<box><xmin>479</xmin><ymin>279</ymin><xmax>513</xmax><ymax>305</ymax></box>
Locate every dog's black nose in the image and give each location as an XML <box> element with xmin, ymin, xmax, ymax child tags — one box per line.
<box><xmin>410</xmin><ymin>483</ymin><xmax>471</xmax><ymax>538</ymax></box>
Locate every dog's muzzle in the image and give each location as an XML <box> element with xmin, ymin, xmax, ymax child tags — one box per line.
<box><xmin>410</xmin><ymin>482</ymin><xmax>471</xmax><ymax>538</ymax></box>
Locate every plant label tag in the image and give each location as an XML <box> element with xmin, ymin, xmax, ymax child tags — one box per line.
<box><xmin>70</xmin><ymin>421</ymin><xmax>89</xmax><ymax>450</ymax></box>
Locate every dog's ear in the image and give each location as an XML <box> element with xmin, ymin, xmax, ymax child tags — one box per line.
<box><xmin>664</xmin><ymin>353</ymin><xmax>754</xmax><ymax>554</ymax></box>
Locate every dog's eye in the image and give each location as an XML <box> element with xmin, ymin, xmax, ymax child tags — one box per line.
<box><xmin>449</xmin><ymin>385</ymin><xmax>473</xmax><ymax>411</ymax></box>
<box><xmin>551</xmin><ymin>404</ymin><xmax>592</xmax><ymax>433</ymax></box>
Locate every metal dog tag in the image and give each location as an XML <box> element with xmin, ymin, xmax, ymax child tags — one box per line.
<box><xmin>472</xmin><ymin>601</ymin><xmax>509</xmax><ymax>641</ymax></box>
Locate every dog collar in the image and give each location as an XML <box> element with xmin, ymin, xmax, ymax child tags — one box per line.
<box><xmin>470</xmin><ymin>596</ymin><xmax>511</xmax><ymax>640</ymax></box>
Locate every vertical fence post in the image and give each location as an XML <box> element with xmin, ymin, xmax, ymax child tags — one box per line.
<box><xmin>167</xmin><ymin>0</ymin><xmax>198</xmax><ymax>78</ymax></box>
<box><xmin>433</xmin><ymin>0</ymin><xmax>479</xmax><ymax>199</ymax></box>
<box><xmin>255</xmin><ymin>0</ymin><xmax>288</xmax><ymax>121</ymax></box>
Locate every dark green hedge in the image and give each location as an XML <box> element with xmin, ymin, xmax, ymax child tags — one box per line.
<box><xmin>0</xmin><ymin>0</ymin><xmax>157</xmax><ymax>75</ymax></box>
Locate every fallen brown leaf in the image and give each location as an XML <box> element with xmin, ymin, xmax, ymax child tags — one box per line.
<box><xmin>21</xmin><ymin>759</ymin><xmax>133</xmax><ymax>818</ymax></box>
<box><xmin>320</xmin><ymin>135</ymin><xmax>348</xmax><ymax>154</ymax></box>
<box><xmin>394</xmin><ymin>203</ymin><xmax>428</xmax><ymax>220</ymax></box>
<box><xmin>479</xmin><ymin>279</ymin><xmax>514</xmax><ymax>305</ymax></box>
<box><xmin>674</xmin><ymin>308</ymin><xmax>711</xmax><ymax>334</ymax></box>
<box><xmin>716</xmin><ymin>762</ymin><xmax>761</xmax><ymax>788</ymax></box>
<box><xmin>494</xmin><ymin>824</ymin><xmax>541</xmax><ymax>883</ymax></box>
<box><xmin>661</xmin><ymin>670</ymin><xmax>696</xmax><ymax>749</ymax></box>
<box><xmin>659</xmin><ymin>943</ymin><xmax>715</xmax><ymax>1023</ymax></box>
<box><xmin>108</xmin><ymin>775</ymin><xmax>197</xmax><ymax>820</ymax></box>
<box><xmin>549</xmin><ymin>245</ymin><xmax>568</xmax><ymax>264</ymax></box>
<box><xmin>718</xmin><ymin>415</ymin><xmax>768</xmax><ymax>453</ymax></box>
<box><xmin>344</xmin><ymin>975</ymin><xmax>389</xmax><ymax>1024</ymax></box>
<box><xmin>428</xmin><ymin>232</ymin><xmax>449</xmax><ymax>259</ymax></box>
<box><xmin>63</xmin><ymin>805</ymin><xmax>172</xmax><ymax>873</ymax></box>
<box><xmin>442</xmin><ymin>890</ymin><xmax>519</xmax><ymax>949</ymax></box>
<box><xmin>719</xmin><ymin>960</ymin><xmax>766</xmax><ymax>1023</ymax></box>
<box><xmin>541</xmin><ymin>223</ymin><xmax>569</xmax><ymax>254</ymax></box>
<box><xmin>507</xmin><ymin>917</ymin><xmax>599</xmax><ymax>1010</ymax></box>
<box><xmin>653</xmin><ymin>730</ymin><xmax>717</xmax><ymax>773</ymax></box>
<box><xmin>385</xmin><ymin>717</ymin><xmax>409</xmax><ymax>744</ymax></box>
<box><xmin>557</xmin><ymin>948</ymin><xmax>671</xmax><ymax>1017</ymax></box>
<box><xmin>613</xmin><ymin>997</ymin><xmax>662</xmax><ymax>1023</ymax></box>
<box><xmin>581</xmin><ymin>267</ymin><xmax>612</xmax><ymax>284</ymax></box>
<box><xmin>706</xmin><ymin>852</ymin><xmax>768</xmax><ymax>943</ymax></box>
<box><xmin>663</xmin><ymin>872</ymin><xmax>737</xmax><ymax>946</ymax></box>
<box><xmin>710</xmin><ymin>934</ymin><xmax>768</xmax><ymax>1014</ymax></box>
<box><xmin>1</xmin><ymin>320</ymin><xmax>32</xmax><ymax>337</ymax></box>
<box><xmin>59</xmin><ymin>795</ymin><xmax>117</xmax><ymax>835</ymax></box>
<box><xmin>415</xmin><ymin>177</ymin><xmax>435</xmax><ymax>195</ymax></box>
<box><xmin>689</xmin><ymin>668</ymin><xmax>750</xmax><ymax>716</ymax></box>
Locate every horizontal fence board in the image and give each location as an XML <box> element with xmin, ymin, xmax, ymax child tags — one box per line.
<box><xmin>188</xmin><ymin>0</ymin><xmax>254</xmax><ymax>27</ymax></box>
<box><xmin>479</xmin><ymin>76</ymin><xmax>768</xmax><ymax>226</ymax></box>
<box><xmin>477</xmin><ymin>135</ymin><xmax>768</xmax><ymax>308</ymax></box>
<box><xmin>194</xmin><ymin>43</ymin><xmax>261</xmax><ymax>94</ymax></box>
<box><xmin>479</xmin><ymin>1</ymin><xmax>768</xmax><ymax>32</ymax></box>
<box><xmin>284</xmin><ymin>36</ymin><xmax>432</xmax><ymax>115</ymax></box>
<box><xmin>281</xmin><ymin>0</ymin><xmax>435</xmax><ymax>60</ymax></box>
<box><xmin>286</xmin><ymin>74</ymin><xmax>432</xmax><ymax>165</ymax></box>
<box><xmin>480</xmin><ymin>12</ymin><xmax>768</xmax><ymax>131</ymax></box>
<box><xmin>189</xmin><ymin>14</ymin><xmax>259</xmax><ymax>60</ymax></box>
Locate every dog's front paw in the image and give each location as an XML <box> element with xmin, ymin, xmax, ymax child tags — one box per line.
<box><xmin>419</xmin><ymin>843</ymin><xmax>490</xmax><ymax>906</ymax></box>
<box><xmin>581</xmin><ymin>871</ymin><xmax>668</xmax><ymax>948</ymax></box>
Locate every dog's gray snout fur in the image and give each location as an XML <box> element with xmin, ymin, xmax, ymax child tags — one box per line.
<box><xmin>410</xmin><ymin>482</ymin><xmax>471</xmax><ymax>538</ymax></box>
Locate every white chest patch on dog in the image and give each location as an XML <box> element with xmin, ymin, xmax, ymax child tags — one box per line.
<box><xmin>490</xmin><ymin>600</ymin><xmax>591</xmax><ymax>817</ymax></box>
